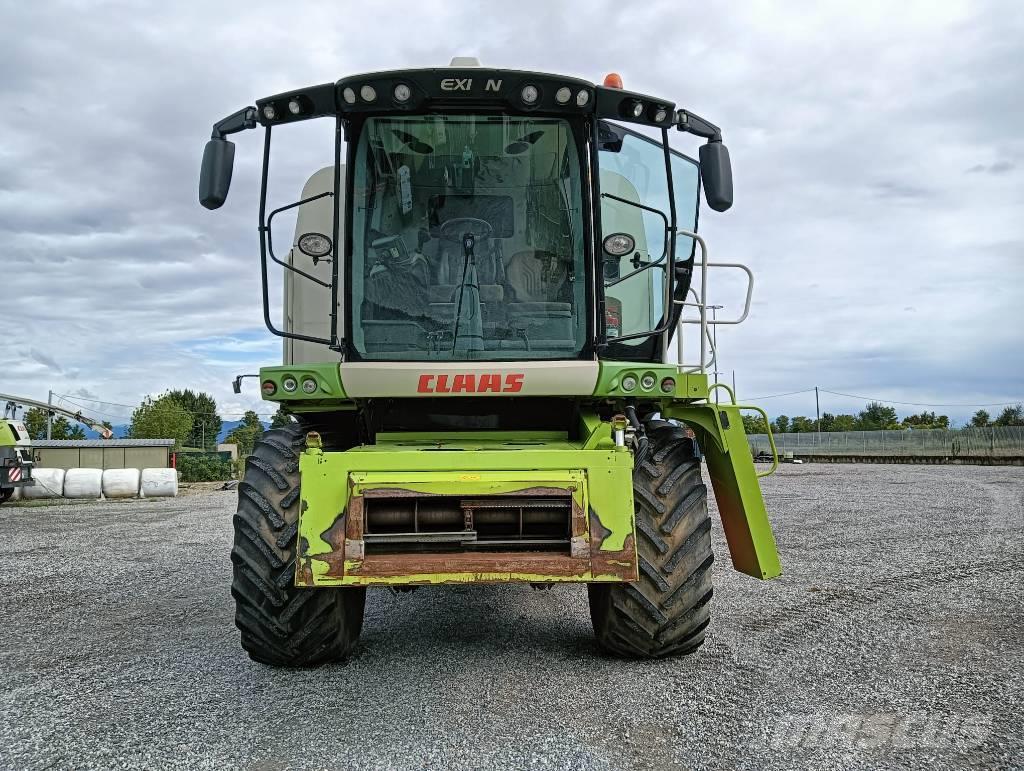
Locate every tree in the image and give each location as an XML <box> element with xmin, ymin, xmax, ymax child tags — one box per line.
<box><xmin>129</xmin><ymin>394</ymin><xmax>194</xmax><ymax>448</ymax></box>
<box><xmin>270</xmin><ymin>406</ymin><xmax>295</xmax><ymax>429</ymax></box>
<box><xmin>772</xmin><ymin>415</ymin><xmax>790</xmax><ymax>433</ymax></box>
<box><xmin>901</xmin><ymin>411</ymin><xmax>950</xmax><ymax>430</ymax></box>
<box><xmin>856</xmin><ymin>402</ymin><xmax>899</xmax><ymax>430</ymax></box>
<box><xmin>23</xmin><ymin>410</ymin><xmax>88</xmax><ymax>440</ymax></box>
<box><xmin>224</xmin><ymin>410</ymin><xmax>266</xmax><ymax>457</ymax></box>
<box><xmin>790</xmin><ymin>416</ymin><xmax>816</xmax><ymax>433</ymax></box>
<box><xmin>993</xmin><ymin>404</ymin><xmax>1024</xmax><ymax>427</ymax></box>
<box><xmin>22</xmin><ymin>407</ymin><xmax>49</xmax><ymax>440</ymax></box>
<box><xmin>165</xmin><ymin>389</ymin><xmax>222</xmax><ymax>450</ymax></box>
<box><xmin>742</xmin><ymin>414</ymin><xmax>769</xmax><ymax>434</ymax></box>
<box><xmin>971</xmin><ymin>410</ymin><xmax>991</xmax><ymax>428</ymax></box>
<box><xmin>832</xmin><ymin>414</ymin><xmax>858</xmax><ymax>431</ymax></box>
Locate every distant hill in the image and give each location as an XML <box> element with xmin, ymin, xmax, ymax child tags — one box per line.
<box><xmin>217</xmin><ymin>419</ymin><xmax>270</xmax><ymax>443</ymax></box>
<box><xmin>82</xmin><ymin>420</ymin><xmax>268</xmax><ymax>443</ymax></box>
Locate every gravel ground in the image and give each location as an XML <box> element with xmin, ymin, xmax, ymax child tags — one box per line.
<box><xmin>1</xmin><ymin>463</ymin><xmax>1022</xmax><ymax>770</ymax></box>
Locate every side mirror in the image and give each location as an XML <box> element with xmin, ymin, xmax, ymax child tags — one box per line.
<box><xmin>199</xmin><ymin>138</ymin><xmax>236</xmax><ymax>210</ymax></box>
<box><xmin>699</xmin><ymin>141</ymin><xmax>733</xmax><ymax>212</ymax></box>
<box><xmin>232</xmin><ymin>374</ymin><xmax>259</xmax><ymax>394</ymax></box>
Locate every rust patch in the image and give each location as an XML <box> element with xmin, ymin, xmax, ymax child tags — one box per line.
<box><xmin>591</xmin><ymin>532</ymin><xmax>637</xmax><ymax>580</ymax></box>
<box><xmin>315</xmin><ymin>513</ymin><xmax>349</xmax><ymax>579</ymax></box>
<box><xmin>296</xmin><ymin>536</ymin><xmax>314</xmax><ymax>585</ymax></box>
<box><xmin>588</xmin><ymin>508</ymin><xmax>636</xmax><ymax>580</ymax></box>
<box><xmin>347</xmin><ymin>550</ymin><xmax>591</xmax><ymax>579</ymax></box>
<box><xmin>345</xmin><ymin>495</ymin><xmax>364</xmax><ymax>542</ymax></box>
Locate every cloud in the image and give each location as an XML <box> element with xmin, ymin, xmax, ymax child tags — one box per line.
<box><xmin>967</xmin><ymin>160</ymin><xmax>1015</xmax><ymax>174</ymax></box>
<box><xmin>28</xmin><ymin>349</ymin><xmax>64</xmax><ymax>374</ymax></box>
<box><xmin>1</xmin><ymin>0</ymin><xmax>1022</xmax><ymax>427</ymax></box>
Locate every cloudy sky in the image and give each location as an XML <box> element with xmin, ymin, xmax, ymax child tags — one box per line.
<box><xmin>1</xmin><ymin>0</ymin><xmax>1021</xmax><ymax>427</ymax></box>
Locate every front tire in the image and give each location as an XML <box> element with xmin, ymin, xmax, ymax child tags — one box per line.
<box><xmin>589</xmin><ymin>420</ymin><xmax>714</xmax><ymax>658</ymax></box>
<box><xmin>230</xmin><ymin>423</ymin><xmax>365</xmax><ymax>666</ymax></box>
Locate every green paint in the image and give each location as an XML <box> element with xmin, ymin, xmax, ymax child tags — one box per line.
<box><xmin>298</xmin><ymin>439</ymin><xmax>635</xmax><ymax>587</ymax></box>
<box><xmin>258</xmin><ymin>362</ymin><xmax>350</xmax><ymax>405</ymax></box>
<box><xmin>665</xmin><ymin>402</ymin><xmax>782</xmax><ymax>579</ymax></box>
<box><xmin>272</xmin><ymin>359</ymin><xmax>780</xmax><ymax>584</ymax></box>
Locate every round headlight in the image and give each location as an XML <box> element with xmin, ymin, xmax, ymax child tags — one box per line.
<box><xmin>576</xmin><ymin>89</ymin><xmax>590</xmax><ymax>107</ymax></box>
<box><xmin>631</xmin><ymin>100</ymin><xmax>644</xmax><ymax>118</ymax></box>
<box><xmin>262</xmin><ymin>104</ymin><xmax>276</xmax><ymax>120</ymax></box>
<box><xmin>360</xmin><ymin>85</ymin><xmax>377</xmax><ymax>102</ymax></box>
<box><xmin>603</xmin><ymin>233</ymin><xmax>635</xmax><ymax>257</ymax></box>
<box><xmin>297</xmin><ymin>233</ymin><xmax>332</xmax><ymax>258</ymax></box>
<box><xmin>621</xmin><ymin>374</ymin><xmax>638</xmax><ymax>392</ymax></box>
<box><xmin>521</xmin><ymin>85</ymin><xmax>539</xmax><ymax>104</ymax></box>
<box><xmin>282</xmin><ymin>376</ymin><xmax>298</xmax><ymax>393</ymax></box>
<box><xmin>654</xmin><ymin>107</ymin><xmax>669</xmax><ymax>123</ymax></box>
<box><xmin>301</xmin><ymin>378</ymin><xmax>318</xmax><ymax>394</ymax></box>
<box><xmin>660</xmin><ymin>377</ymin><xmax>676</xmax><ymax>394</ymax></box>
<box><xmin>261</xmin><ymin>380</ymin><xmax>277</xmax><ymax>397</ymax></box>
<box><xmin>640</xmin><ymin>373</ymin><xmax>657</xmax><ymax>391</ymax></box>
<box><xmin>342</xmin><ymin>87</ymin><xmax>356</xmax><ymax>104</ymax></box>
<box><xmin>555</xmin><ymin>87</ymin><xmax>572</xmax><ymax>104</ymax></box>
<box><xmin>393</xmin><ymin>83</ymin><xmax>411</xmax><ymax>103</ymax></box>
<box><xmin>288</xmin><ymin>99</ymin><xmax>302</xmax><ymax>115</ymax></box>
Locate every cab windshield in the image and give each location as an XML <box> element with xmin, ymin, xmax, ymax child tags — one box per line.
<box><xmin>349</xmin><ymin>114</ymin><xmax>587</xmax><ymax>360</ymax></box>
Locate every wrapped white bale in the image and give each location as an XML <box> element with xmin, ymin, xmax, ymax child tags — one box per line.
<box><xmin>22</xmin><ymin>468</ymin><xmax>65</xmax><ymax>499</ymax></box>
<box><xmin>63</xmin><ymin>468</ymin><xmax>104</xmax><ymax>499</ymax></box>
<box><xmin>10</xmin><ymin>486</ymin><xmax>21</xmax><ymax>500</ymax></box>
<box><xmin>102</xmin><ymin>468</ymin><xmax>140</xmax><ymax>498</ymax></box>
<box><xmin>140</xmin><ymin>468</ymin><xmax>178</xmax><ymax>498</ymax></box>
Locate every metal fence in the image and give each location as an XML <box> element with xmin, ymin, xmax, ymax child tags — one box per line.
<box><xmin>747</xmin><ymin>427</ymin><xmax>1024</xmax><ymax>458</ymax></box>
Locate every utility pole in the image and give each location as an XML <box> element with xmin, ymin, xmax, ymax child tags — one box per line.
<box><xmin>46</xmin><ymin>389</ymin><xmax>53</xmax><ymax>440</ymax></box>
<box><xmin>815</xmin><ymin>386</ymin><xmax>821</xmax><ymax>447</ymax></box>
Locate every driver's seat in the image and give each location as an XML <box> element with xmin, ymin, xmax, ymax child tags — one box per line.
<box><xmin>426</xmin><ymin>237</ymin><xmax>505</xmax><ymax>331</ymax></box>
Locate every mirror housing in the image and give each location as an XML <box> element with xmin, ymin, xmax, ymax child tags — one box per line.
<box><xmin>699</xmin><ymin>141</ymin><xmax>733</xmax><ymax>212</ymax></box>
<box><xmin>700</xmin><ymin>141</ymin><xmax>733</xmax><ymax>211</ymax></box>
<box><xmin>232</xmin><ymin>374</ymin><xmax>259</xmax><ymax>394</ymax></box>
<box><xmin>199</xmin><ymin>138</ymin><xmax>236</xmax><ymax>210</ymax></box>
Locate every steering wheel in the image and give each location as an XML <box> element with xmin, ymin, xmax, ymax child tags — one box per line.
<box><xmin>437</xmin><ymin>217</ymin><xmax>493</xmax><ymax>243</ymax></box>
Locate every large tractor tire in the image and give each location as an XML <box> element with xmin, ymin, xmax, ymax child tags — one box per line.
<box><xmin>589</xmin><ymin>420</ymin><xmax>714</xmax><ymax>658</ymax></box>
<box><xmin>230</xmin><ymin>422</ymin><xmax>365</xmax><ymax>666</ymax></box>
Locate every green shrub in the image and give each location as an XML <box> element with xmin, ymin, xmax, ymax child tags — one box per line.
<box><xmin>177</xmin><ymin>452</ymin><xmax>233</xmax><ymax>482</ymax></box>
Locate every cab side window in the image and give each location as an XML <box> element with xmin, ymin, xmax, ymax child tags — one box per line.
<box><xmin>598</xmin><ymin>124</ymin><xmax>699</xmax><ymax>344</ymax></box>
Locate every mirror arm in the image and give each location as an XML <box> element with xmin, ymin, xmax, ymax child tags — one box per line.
<box><xmin>673</xmin><ymin>109</ymin><xmax>722</xmax><ymax>142</ymax></box>
<box><xmin>211</xmin><ymin>107</ymin><xmax>258</xmax><ymax>140</ymax></box>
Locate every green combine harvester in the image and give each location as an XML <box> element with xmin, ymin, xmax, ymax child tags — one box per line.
<box><xmin>200</xmin><ymin>59</ymin><xmax>781</xmax><ymax>666</ymax></box>
<box><xmin>0</xmin><ymin>419</ymin><xmax>33</xmax><ymax>503</ymax></box>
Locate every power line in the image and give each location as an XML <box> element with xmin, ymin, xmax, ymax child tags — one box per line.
<box><xmin>745</xmin><ymin>387</ymin><xmax>815</xmax><ymax>399</ymax></box>
<box><xmin>52</xmin><ymin>395</ymin><xmax>277</xmax><ymax>420</ymax></box>
<box><xmin>818</xmin><ymin>390</ymin><xmax>1021</xmax><ymax>409</ymax></box>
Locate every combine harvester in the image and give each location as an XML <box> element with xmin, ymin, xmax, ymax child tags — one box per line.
<box><xmin>199</xmin><ymin>59</ymin><xmax>781</xmax><ymax>665</ymax></box>
<box><xmin>1</xmin><ymin>393</ymin><xmax>113</xmax><ymax>504</ymax></box>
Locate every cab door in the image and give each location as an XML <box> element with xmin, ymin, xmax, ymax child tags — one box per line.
<box><xmin>597</xmin><ymin>122</ymin><xmax>699</xmax><ymax>361</ymax></box>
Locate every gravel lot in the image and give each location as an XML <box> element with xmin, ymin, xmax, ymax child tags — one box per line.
<box><xmin>2</xmin><ymin>463</ymin><xmax>1022</xmax><ymax>770</ymax></box>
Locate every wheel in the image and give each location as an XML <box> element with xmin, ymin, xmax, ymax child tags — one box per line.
<box><xmin>589</xmin><ymin>420</ymin><xmax>714</xmax><ymax>657</ymax></box>
<box><xmin>0</xmin><ymin>487</ymin><xmax>12</xmax><ymax>504</ymax></box>
<box><xmin>230</xmin><ymin>422</ymin><xmax>365</xmax><ymax>666</ymax></box>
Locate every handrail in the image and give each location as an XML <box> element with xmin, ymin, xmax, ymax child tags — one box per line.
<box><xmin>677</xmin><ymin>262</ymin><xmax>754</xmax><ymax>326</ymax></box>
<box><xmin>266</xmin><ymin>191</ymin><xmax>335</xmax><ymax>288</ymax></box>
<box><xmin>668</xmin><ymin>230</ymin><xmax>755</xmax><ymax>372</ymax></box>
